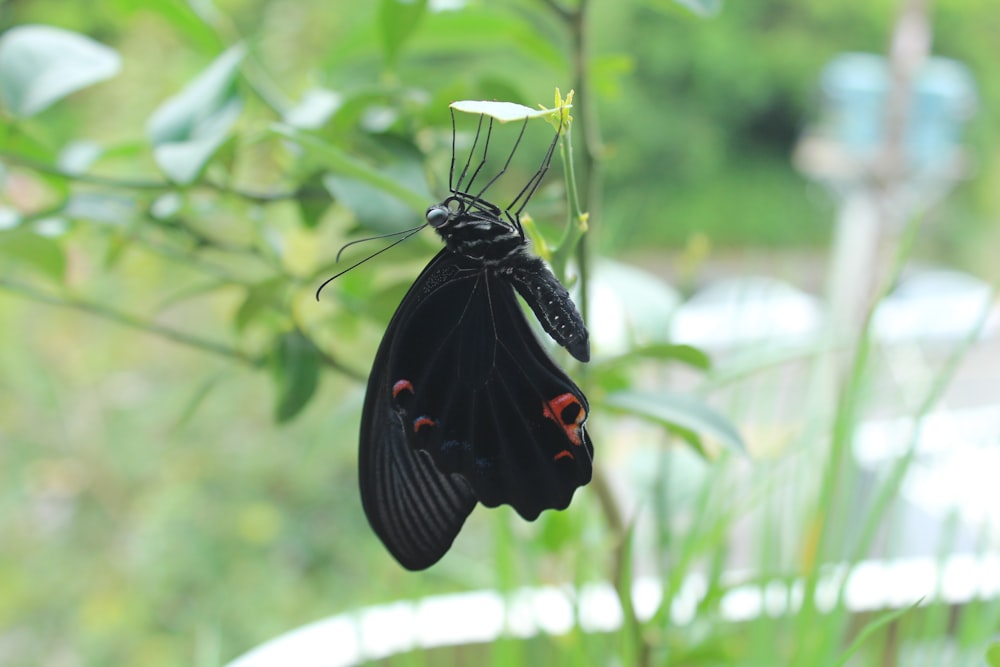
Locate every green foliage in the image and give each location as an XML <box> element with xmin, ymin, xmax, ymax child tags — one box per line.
<box><xmin>603</xmin><ymin>389</ymin><xmax>745</xmax><ymax>455</ymax></box>
<box><xmin>0</xmin><ymin>24</ymin><xmax>121</xmax><ymax>117</ymax></box>
<box><xmin>987</xmin><ymin>642</ymin><xmax>1000</xmax><ymax>667</ymax></box>
<box><xmin>828</xmin><ymin>600</ymin><xmax>925</xmax><ymax>667</ymax></box>
<box><xmin>146</xmin><ymin>44</ymin><xmax>246</xmax><ymax>184</ymax></box>
<box><xmin>378</xmin><ymin>0</ymin><xmax>429</xmax><ymax>67</ymax></box>
<box><xmin>270</xmin><ymin>329</ymin><xmax>322</xmax><ymax>423</ymax></box>
<box><xmin>1</xmin><ymin>1</ymin><xmax>998</xmax><ymax>666</ymax></box>
<box><xmin>0</xmin><ymin>227</ymin><xmax>66</xmax><ymax>282</ymax></box>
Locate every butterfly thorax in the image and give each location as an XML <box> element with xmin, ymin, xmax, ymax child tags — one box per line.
<box><xmin>424</xmin><ymin>195</ymin><xmax>589</xmax><ymax>363</ymax></box>
<box><xmin>426</xmin><ymin>196</ymin><xmax>523</xmax><ymax>263</ymax></box>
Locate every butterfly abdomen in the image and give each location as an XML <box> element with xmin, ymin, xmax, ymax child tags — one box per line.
<box><xmin>500</xmin><ymin>251</ymin><xmax>590</xmax><ymax>362</ymax></box>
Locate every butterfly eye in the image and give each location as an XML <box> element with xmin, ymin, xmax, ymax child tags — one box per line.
<box><xmin>426</xmin><ymin>206</ymin><xmax>450</xmax><ymax>228</ymax></box>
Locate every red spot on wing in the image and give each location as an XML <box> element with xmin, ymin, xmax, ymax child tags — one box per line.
<box><xmin>542</xmin><ymin>393</ymin><xmax>585</xmax><ymax>446</ymax></box>
<box><xmin>413</xmin><ymin>416</ymin><xmax>436</xmax><ymax>432</ymax></box>
<box><xmin>392</xmin><ymin>379</ymin><xmax>414</xmax><ymax>398</ymax></box>
<box><xmin>553</xmin><ymin>450</ymin><xmax>574</xmax><ymax>461</ymax></box>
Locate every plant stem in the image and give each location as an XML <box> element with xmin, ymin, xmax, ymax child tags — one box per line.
<box><xmin>542</xmin><ymin>0</ymin><xmax>649</xmax><ymax>664</ymax></box>
<box><xmin>552</xmin><ymin>122</ymin><xmax>587</xmax><ymax>279</ymax></box>
<box><xmin>0</xmin><ymin>279</ymin><xmax>366</xmax><ymax>381</ymax></box>
<box><xmin>0</xmin><ymin>151</ymin><xmax>299</xmax><ymax>204</ymax></box>
<box><xmin>0</xmin><ymin>277</ymin><xmax>262</xmax><ymax>366</ymax></box>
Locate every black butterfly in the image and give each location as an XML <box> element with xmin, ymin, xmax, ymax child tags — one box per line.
<box><xmin>356</xmin><ymin>109</ymin><xmax>592</xmax><ymax>570</ymax></box>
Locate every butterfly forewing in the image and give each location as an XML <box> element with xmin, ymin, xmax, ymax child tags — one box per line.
<box><xmin>359</xmin><ymin>254</ymin><xmax>478</xmax><ymax>571</ymax></box>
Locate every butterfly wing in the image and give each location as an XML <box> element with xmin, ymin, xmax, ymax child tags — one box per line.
<box><xmin>386</xmin><ymin>250</ymin><xmax>593</xmax><ymax>521</ymax></box>
<box><xmin>359</xmin><ymin>251</ymin><xmax>478</xmax><ymax>571</ymax></box>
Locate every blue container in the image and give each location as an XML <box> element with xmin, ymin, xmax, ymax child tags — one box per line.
<box><xmin>819</xmin><ymin>52</ymin><xmax>977</xmax><ymax>167</ymax></box>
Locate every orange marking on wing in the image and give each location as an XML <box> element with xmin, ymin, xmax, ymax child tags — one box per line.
<box><xmin>413</xmin><ymin>416</ymin><xmax>436</xmax><ymax>432</ymax></box>
<box><xmin>553</xmin><ymin>450</ymin><xmax>574</xmax><ymax>461</ymax></box>
<box><xmin>542</xmin><ymin>393</ymin><xmax>585</xmax><ymax>446</ymax></box>
<box><xmin>392</xmin><ymin>379</ymin><xmax>414</xmax><ymax>398</ymax></box>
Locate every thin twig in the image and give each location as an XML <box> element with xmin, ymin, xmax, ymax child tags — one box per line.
<box><xmin>0</xmin><ymin>151</ymin><xmax>299</xmax><ymax>204</ymax></box>
<box><xmin>0</xmin><ymin>277</ymin><xmax>263</xmax><ymax>366</ymax></box>
<box><xmin>316</xmin><ymin>347</ymin><xmax>366</xmax><ymax>382</ymax></box>
<box><xmin>537</xmin><ymin>0</ymin><xmax>572</xmax><ymax>21</ymax></box>
<box><xmin>0</xmin><ymin>277</ymin><xmax>366</xmax><ymax>381</ymax></box>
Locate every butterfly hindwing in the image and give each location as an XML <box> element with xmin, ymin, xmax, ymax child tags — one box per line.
<box><xmin>385</xmin><ymin>250</ymin><xmax>593</xmax><ymax>521</ymax></box>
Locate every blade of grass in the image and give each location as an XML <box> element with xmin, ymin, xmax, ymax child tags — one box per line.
<box><xmin>793</xmin><ymin>212</ymin><xmax>924</xmax><ymax>661</ymax></box>
<box><xmin>615</xmin><ymin>516</ymin><xmax>643</xmax><ymax>667</ymax></box>
<box><xmin>827</xmin><ymin>599</ymin><xmax>924</xmax><ymax>667</ymax></box>
<box><xmin>492</xmin><ymin>510</ymin><xmax>523</xmax><ymax>667</ymax></box>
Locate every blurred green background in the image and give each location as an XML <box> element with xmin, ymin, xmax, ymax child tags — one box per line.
<box><xmin>1</xmin><ymin>0</ymin><xmax>998</xmax><ymax>665</ymax></box>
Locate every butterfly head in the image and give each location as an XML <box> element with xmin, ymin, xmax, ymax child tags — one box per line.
<box><xmin>425</xmin><ymin>197</ymin><xmax>463</xmax><ymax>230</ymax></box>
<box><xmin>426</xmin><ymin>195</ymin><xmax>523</xmax><ymax>261</ymax></box>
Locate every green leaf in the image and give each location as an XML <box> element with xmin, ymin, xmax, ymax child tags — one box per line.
<box><xmin>0</xmin><ymin>228</ymin><xmax>66</xmax><ymax>283</ymax></box>
<box><xmin>58</xmin><ymin>140</ymin><xmax>103</xmax><ymax>174</ymax></box>
<box><xmin>323</xmin><ymin>170</ymin><xmax>420</xmax><ymax>233</ymax></box>
<box><xmin>603</xmin><ymin>390</ymin><xmax>745</xmax><ymax>454</ymax></box>
<box><xmin>0</xmin><ymin>24</ymin><xmax>121</xmax><ymax>117</ymax></box>
<box><xmin>106</xmin><ymin>0</ymin><xmax>220</xmax><ymax>52</ymax></box>
<box><xmin>271</xmin><ymin>329</ymin><xmax>321</xmax><ymax>423</ymax></box>
<box><xmin>150</xmin><ymin>193</ymin><xmax>184</xmax><ymax>221</ymax></box>
<box><xmin>170</xmin><ymin>372</ymin><xmax>227</xmax><ymax>432</ymax></box>
<box><xmin>378</xmin><ymin>0</ymin><xmax>428</xmax><ymax>65</ymax></box>
<box><xmin>592</xmin><ymin>344</ymin><xmax>710</xmax><ymax>399</ymax></box>
<box><xmin>146</xmin><ymin>44</ymin><xmax>246</xmax><ymax>184</ymax></box>
<box><xmin>236</xmin><ymin>279</ymin><xmax>287</xmax><ymax>333</ymax></box>
<box><xmin>593</xmin><ymin>343</ymin><xmax>711</xmax><ymax>372</ymax></box>
<box><xmin>272</xmin><ymin>124</ymin><xmax>428</xmax><ymax>212</ymax></box>
<box><xmin>0</xmin><ymin>125</ymin><xmax>64</xmax><ymax>201</ymax></box>
<box><xmin>450</xmin><ymin>99</ymin><xmax>567</xmax><ymax>123</ymax></box>
<box><xmin>283</xmin><ymin>88</ymin><xmax>341</xmax><ymax>130</ymax></box>
<box><xmin>986</xmin><ymin>642</ymin><xmax>1000</xmax><ymax>667</ymax></box>
<box><xmin>152</xmin><ymin>100</ymin><xmax>242</xmax><ymax>184</ymax></box>
<box><xmin>413</xmin><ymin>8</ymin><xmax>567</xmax><ymax>72</ymax></box>
<box><xmin>0</xmin><ymin>206</ymin><xmax>19</xmax><ymax>230</ymax></box>
<box><xmin>64</xmin><ymin>192</ymin><xmax>138</xmax><ymax>226</ymax></box>
<box><xmin>295</xmin><ymin>171</ymin><xmax>334</xmax><ymax>229</ymax></box>
<box><xmin>146</xmin><ymin>44</ymin><xmax>245</xmax><ymax>144</ymax></box>
<box><xmin>829</xmin><ymin>599</ymin><xmax>923</xmax><ymax>667</ymax></box>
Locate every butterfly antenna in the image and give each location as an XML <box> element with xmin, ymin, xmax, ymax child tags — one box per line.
<box><xmin>335</xmin><ymin>224</ymin><xmax>426</xmax><ymax>263</ymax></box>
<box><xmin>462</xmin><ymin>116</ymin><xmax>494</xmax><ymax>193</ymax></box>
<box><xmin>454</xmin><ymin>112</ymin><xmax>486</xmax><ymax>193</ymax></box>
<box><xmin>315</xmin><ymin>226</ymin><xmax>426</xmax><ymax>301</ymax></box>
<box><xmin>473</xmin><ymin>115</ymin><xmax>528</xmax><ymax>202</ymax></box>
<box><xmin>448</xmin><ymin>108</ymin><xmax>458</xmax><ymax>192</ymax></box>
<box><xmin>508</xmin><ymin>117</ymin><xmax>562</xmax><ymax>217</ymax></box>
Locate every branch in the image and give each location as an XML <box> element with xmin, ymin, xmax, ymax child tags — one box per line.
<box><xmin>0</xmin><ymin>277</ymin><xmax>263</xmax><ymax>367</ymax></box>
<box><xmin>538</xmin><ymin>0</ymin><xmax>572</xmax><ymax>21</ymax></box>
<box><xmin>316</xmin><ymin>347</ymin><xmax>366</xmax><ymax>383</ymax></box>
<box><xmin>0</xmin><ymin>151</ymin><xmax>300</xmax><ymax>204</ymax></box>
<box><xmin>0</xmin><ymin>277</ymin><xmax>366</xmax><ymax>382</ymax></box>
